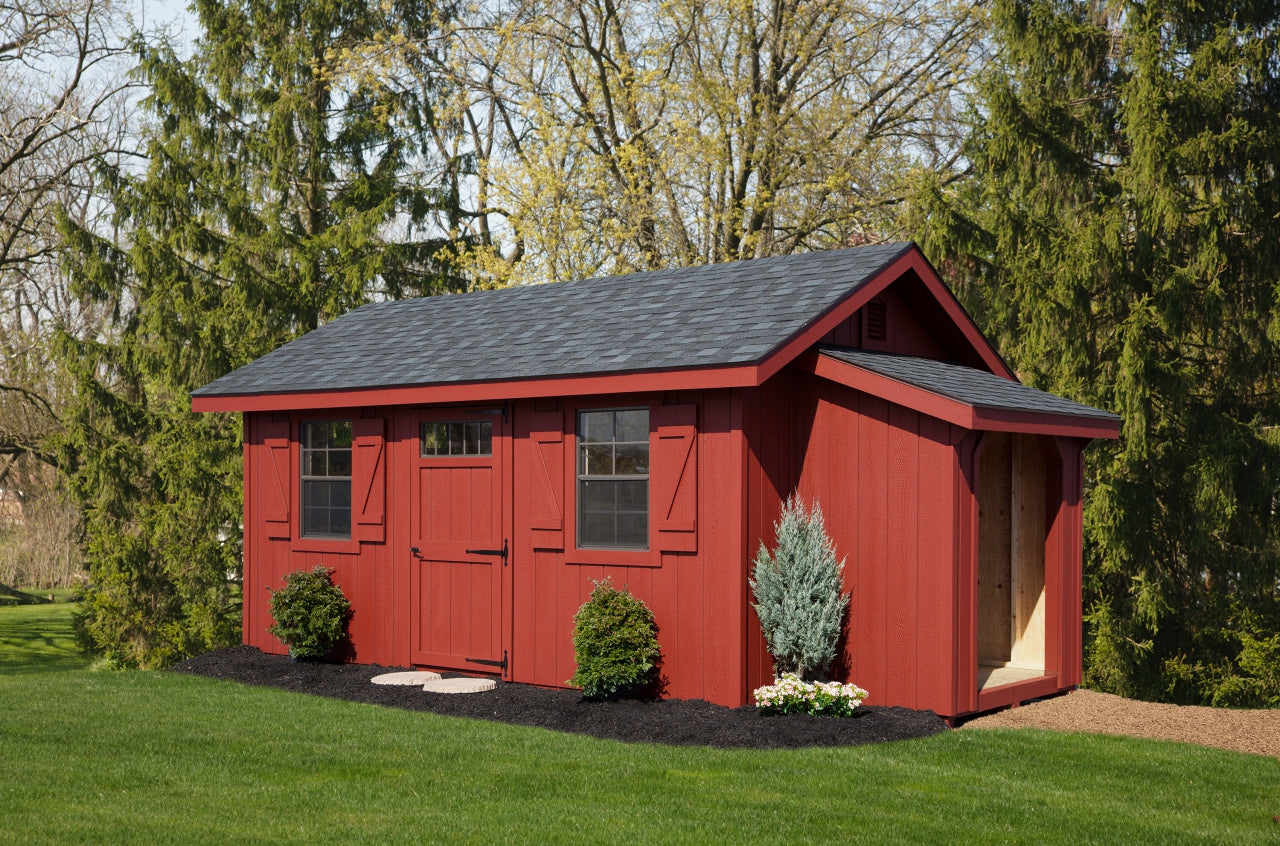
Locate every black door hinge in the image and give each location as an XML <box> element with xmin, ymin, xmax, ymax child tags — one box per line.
<box><xmin>465</xmin><ymin>649</ymin><xmax>507</xmax><ymax>673</ymax></box>
<box><xmin>465</xmin><ymin>538</ymin><xmax>508</xmax><ymax>565</ymax></box>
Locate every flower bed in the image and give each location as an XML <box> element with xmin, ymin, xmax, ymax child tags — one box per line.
<box><xmin>754</xmin><ymin>673</ymin><xmax>869</xmax><ymax>718</ymax></box>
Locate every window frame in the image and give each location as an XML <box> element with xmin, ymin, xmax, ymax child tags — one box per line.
<box><xmin>574</xmin><ymin>407</ymin><xmax>651</xmax><ymax>552</ymax></box>
<box><xmin>298</xmin><ymin>419</ymin><xmax>354</xmax><ymax>541</ymax></box>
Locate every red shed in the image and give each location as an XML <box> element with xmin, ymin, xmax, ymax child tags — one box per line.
<box><xmin>193</xmin><ymin>243</ymin><xmax>1119</xmax><ymax>720</ymax></box>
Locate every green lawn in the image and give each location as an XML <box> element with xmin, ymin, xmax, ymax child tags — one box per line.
<box><xmin>0</xmin><ymin>594</ymin><xmax>89</xmax><ymax>675</ymax></box>
<box><xmin>1</xmin><ymin>604</ymin><xmax>1276</xmax><ymax>844</ymax></box>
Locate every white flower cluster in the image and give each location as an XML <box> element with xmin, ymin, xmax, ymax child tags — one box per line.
<box><xmin>753</xmin><ymin>672</ymin><xmax>868</xmax><ymax>717</ymax></box>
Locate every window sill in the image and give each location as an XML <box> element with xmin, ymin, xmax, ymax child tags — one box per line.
<box><xmin>290</xmin><ymin>536</ymin><xmax>360</xmax><ymax>555</ymax></box>
<box><xmin>566</xmin><ymin>547</ymin><xmax>660</xmax><ymax>568</ymax></box>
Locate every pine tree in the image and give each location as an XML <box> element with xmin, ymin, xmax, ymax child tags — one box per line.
<box><xmin>914</xmin><ymin>0</ymin><xmax>1280</xmax><ymax>704</ymax></box>
<box><xmin>57</xmin><ymin>0</ymin><xmax>464</xmax><ymax>667</ymax></box>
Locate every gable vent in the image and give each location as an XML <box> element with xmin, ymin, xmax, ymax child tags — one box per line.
<box><xmin>864</xmin><ymin>299</ymin><xmax>888</xmax><ymax>341</ymax></box>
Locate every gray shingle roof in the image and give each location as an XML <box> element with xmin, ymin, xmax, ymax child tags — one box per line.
<box><xmin>194</xmin><ymin>243</ymin><xmax>914</xmax><ymax>398</ymax></box>
<box><xmin>818</xmin><ymin>346</ymin><xmax>1119</xmax><ymax>422</ymax></box>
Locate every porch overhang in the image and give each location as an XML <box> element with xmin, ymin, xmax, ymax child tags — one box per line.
<box><xmin>801</xmin><ymin>346</ymin><xmax>1121</xmax><ymax>440</ymax></box>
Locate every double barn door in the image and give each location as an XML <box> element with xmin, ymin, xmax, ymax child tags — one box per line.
<box><xmin>408</xmin><ymin>409</ymin><xmax>508</xmax><ymax>675</ymax></box>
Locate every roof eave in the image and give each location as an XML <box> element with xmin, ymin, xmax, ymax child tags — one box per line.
<box><xmin>190</xmin><ymin>361</ymin><xmax>765</xmax><ymax>413</ymax></box>
<box><xmin>801</xmin><ymin>350</ymin><xmax>1120</xmax><ymax>440</ymax></box>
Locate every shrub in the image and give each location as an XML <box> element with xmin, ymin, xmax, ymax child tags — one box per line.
<box><xmin>568</xmin><ymin>579</ymin><xmax>660</xmax><ymax>698</ymax></box>
<box><xmin>754</xmin><ymin>673</ymin><xmax>868</xmax><ymax>717</ymax></box>
<box><xmin>750</xmin><ymin>494</ymin><xmax>850</xmax><ymax>680</ymax></box>
<box><xmin>268</xmin><ymin>566</ymin><xmax>351</xmax><ymax>660</ymax></box>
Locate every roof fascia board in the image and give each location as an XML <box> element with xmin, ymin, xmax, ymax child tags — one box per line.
<box><xmin>802</xmin><ymin>352</ymin><xmax>1120</xmax><ymax>439</ymax></box>
<box><xmin>190</xmin><ymin>363</ymin><xmax>762</xmax><ymax>413</ymax></box>
<box><xmin>970</xmin><ymin>407</ymin><xmax>1120</xmax><ymax>439</ymax></box>
<box><xmin>757</xmin><ymin>247</ymin><xmax>1014</xmax><ymax>384</ymax></box>
<box><xmin>908</xmin><ymin>250</ymin><xmax>1016</xmax><ymax>380</ymax></box>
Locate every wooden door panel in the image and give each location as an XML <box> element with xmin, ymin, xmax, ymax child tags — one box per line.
<box><xmin>409</xmin><ymin>411</ymin><xmax>506</xmax><ymax>672</ymax></box>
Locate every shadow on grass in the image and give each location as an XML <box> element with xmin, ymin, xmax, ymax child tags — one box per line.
<box><xmin>0</xmin><ymin>600</ymin><xmax>89</xmax><ymax>674</ymax></box>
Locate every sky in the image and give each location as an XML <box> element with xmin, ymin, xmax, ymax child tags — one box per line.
<box><xmin>135</xmin><ymin>0</ymin><xmax>199</xmax><ymax>54</ymax></box>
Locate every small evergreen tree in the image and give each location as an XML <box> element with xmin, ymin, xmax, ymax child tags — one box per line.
<box><xmin>268</xmin><ymin>566</ymin><xmax>352</xmax><ymax>661</ymax></box>
<box><xmin>568</xmin><ymin>579</ymin><xmax>661</xmax><ymax>699</ymax></box>
<box><xmin>750</xmin><ymin>495</ymin><xmax>850</xmax><ymax>680</ymax></box>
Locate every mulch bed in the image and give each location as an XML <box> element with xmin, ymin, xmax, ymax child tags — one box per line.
<box><xmin>172</xmin><ymin>646</ymin><xmax>948</xmax><ymax>750</ymax></box>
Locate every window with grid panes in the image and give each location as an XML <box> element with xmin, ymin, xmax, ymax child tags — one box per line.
<box><xmin>419</xmin><ymin>420</ymin><xmax>493</xmax><ymax>457</ymax></box>
<box><xmin>578</xmin><ymin>408</ymin><xmax>648</xmax><ymax>548</ymax></box>
<box><xmin>300</xmin><ymin>420</ymin><xmax>352</xmax><ymax>538</ymax></box>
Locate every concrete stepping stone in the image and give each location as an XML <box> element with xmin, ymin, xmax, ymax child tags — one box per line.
<box><xmin>370</xmin><ymin>671</ymin><xmax>442</xmax><ymax>685</ymax></box>
<box><xmin>421</xmin><ymin>677</ymin><xmax>497</xmax><ymax>694</ymax></box>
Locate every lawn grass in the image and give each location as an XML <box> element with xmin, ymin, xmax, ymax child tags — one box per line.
<box><xmin>0</xmin><ymin>595</ymin><xmax>88</xmax><ymax>674</ymax></box>
<box><xmin>1</xmin><ymin>605</ymin><xmax>1277</xmax><ymax>844</ymax></box>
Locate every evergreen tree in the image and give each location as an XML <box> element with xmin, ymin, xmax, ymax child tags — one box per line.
<box><xmin>750</xmin><ymin>496</ymin><xmax>850</xmax><ymax>681</ymax></box>
<box><xmin>915</xmin><ymin>0</ymin><xmax>1280</xmax><ymax>704</ymax></box>
<box><xmin>57</xmin><ymin>0</ymin><xmax>464</xmax><ymax>667</ymax></box>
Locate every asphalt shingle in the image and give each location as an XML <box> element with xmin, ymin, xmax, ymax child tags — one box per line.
<box><xmin>817</xmin><ymin>346</ymin><xmax>1119</xmax><ymax>421</ymax></box>
<box><xmin>194</xmin><ymin>243</ymin><xmax>914</xmax><ymax>398</ymax></box>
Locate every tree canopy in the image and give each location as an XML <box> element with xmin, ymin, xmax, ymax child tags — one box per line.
<box><xmin>914</xmin><ymin>0</ymin><xmax>1280</xmax><ymax>705</ymax></box>
<box><xmin>57</xmin><ymin>0</ymin><xmax>464</xmax><ymax>667</ymax></box>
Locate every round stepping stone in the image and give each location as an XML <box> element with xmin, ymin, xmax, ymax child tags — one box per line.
<box><xmin>370</xmin><ymin>671</ymin><xmax>442</xmax><ymax>685</ymax></box>
<box><xmin>421</xmin><ymin>677</ymin><xmax>497</xmax><ymax>694</ymax></box>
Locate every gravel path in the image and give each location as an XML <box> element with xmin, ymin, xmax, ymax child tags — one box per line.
<box><xmin>962</xmin><ymin>688</ymin><xmax>1280</xmax><ymax>758</ymax></box>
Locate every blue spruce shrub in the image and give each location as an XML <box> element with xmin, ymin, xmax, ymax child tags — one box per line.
<box><xmin>750</xmin><ymin>495</ymin><xmax>850</xmax><ymax>680</ymax></box>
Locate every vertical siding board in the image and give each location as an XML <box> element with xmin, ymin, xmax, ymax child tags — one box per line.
<box><xmin>915</xmin><ymin>415</ymin><xmax>953</xmax><ymax>713</ymax></box>
<box><xmin>647</xmin><ymin>545</ymin><xmax>678</xmax><ymax>697</ymax></box>
<box><xmin>674</xmin><ymin>549</ymin><xmax>706</xmax><ymax>700</ymax></box>
<box><xmin>702</xmin><ymin>389</ymin><xmax>746</xmax><ymax>705</ymax></box>
<box><xmin>856</xmin><ymin>393</ymin><xmax>890</xmax><ymax>704</ymax></box>
<box><xmin>741</xmin><ymin>385</ymin><xmax>770</xmax><ymax>690</ymax></box>
<box><xmin>886</xmin><ymin>404</ymin><xmax>918</xmax><ymax>705</ymax></box>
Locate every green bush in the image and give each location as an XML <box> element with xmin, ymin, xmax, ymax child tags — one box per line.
<box><xmin>750</xmin><ymin>494</ymin><xmax>850</xmax><ymax>680</ymax></box>
<box><xmin>267</xmin><ymin>566</ymin><xmax>351</xmax><ymax>660</ymax></box>
<box><xmin>568</xmin><ymin>579</ymin><xmax>661</xmax><ymax>698</ymax></box>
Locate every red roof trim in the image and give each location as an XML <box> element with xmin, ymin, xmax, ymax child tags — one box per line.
<box><xmin>801</xmin><ymin>352</ymin><xmax>1120</xmax><ymax>440</ymax></box>
<box><xmin>190</xmin><ymin>364</ymin><xmax>763</xmax><ymax>413</ymax></box>
<box><xmin>757</xmin><ymin>248</ymin><xmax>1013</xmax><ymax>384</ymax></box>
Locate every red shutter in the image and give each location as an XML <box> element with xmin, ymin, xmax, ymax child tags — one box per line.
<box><xmin>260</xmin><ymin>419</ymin><xmax>291</xmax><ymax>538</ymax></box>
<box><xmin>352</xmin><ymin>417</ymin><xmax>386</xmax><ymax>543</ymax></box>
<box><xmin>528</xmin><ymin>412</ymin><xmax>565</xmax><ymax>549</ymax></box>
<box><xmin>653</xmin><ymin>404</ymin><xmax>698</xmax><ymax>552</ymax></box>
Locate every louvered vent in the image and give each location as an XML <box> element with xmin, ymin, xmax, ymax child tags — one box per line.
<box><xmin>864</xmin><ymin>299</ymin><xmax>888</xmax><ymax>341</ymax></box>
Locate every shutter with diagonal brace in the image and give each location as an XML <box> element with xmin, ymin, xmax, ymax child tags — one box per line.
<box><xmin>527</xmin><ymin>412</ymin><xmax>566</xmax><ymax>549</ymax></box>
<box><xmin>259</xmin><ymin>418</ymin><xmax>292</xmax><ymax>539</ymax></box>
<box><xmin>652</xmin><ymin>404</ymin><xmax>698</xmax><ymax>552</ymax></box>
<box><xmin>352</xmin><ymin>417</ymin><xmax>387</xmax><ymax>543</ymax></box>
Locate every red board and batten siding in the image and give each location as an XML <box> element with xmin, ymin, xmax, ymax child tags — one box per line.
<box><xmin>244</xmin><ymin>410</ymin><xmax>408</xmax><ymax>665</ymax></box>
<box><xmin>751</xmin><ymin>372</ymin><xmax>968</xmax><ymax>717</ymax></box>
<box><xmin>508</xmin><ymin>391</ymin><xmax>747</xmax><ymax>705</ymax></box>
<box><xmin>242</xmin><ymin>392</ymin><xmax>751</xmax><ymax>706</ymax></box>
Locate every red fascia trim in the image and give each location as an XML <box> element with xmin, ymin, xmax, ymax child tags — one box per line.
<box><xmin>908</xmin><ymin>250</ymin><xmax>1016</xmax><ymax>380</ymax></box>
<box><xmin>191</xmin><ymin>364</ymin><xmax>761</xmax><ymax>413</ymax></box>
<box><xmin>757</xmin><ymin>247</ymin><xmax>1014</xmax><ymax>383</ymax></box>
<box><xmin>970</xmin><ymin>407</ymin><xmax>1120</xmax><ymax>440</ymax></box>
<box><xmin>803</xmin><ymin>352</ymin><xmax>1121</xmax><ymax>440</ymax></box>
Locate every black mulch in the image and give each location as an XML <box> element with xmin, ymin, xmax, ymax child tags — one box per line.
<box><xmin>171</xmin><ymin>646</ymin><xmax>949</xmax><ymax>750</ymax></box>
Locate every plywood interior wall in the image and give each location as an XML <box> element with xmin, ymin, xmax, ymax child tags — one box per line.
<box><xmin>977</xmin><ymin>432</ymin><xmax>1048</xmax><ymax>677</ymax></box>
<box><xmin>1010</xmin><ymin>435</ymin><xmax>1047</xmax><ymax>670</ymax></box>
<box><xmin>976</xmin><ymin>432</ymin><xmax>1012</xmax><ymax>665</ymax></box>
